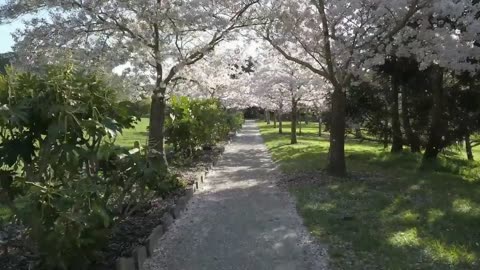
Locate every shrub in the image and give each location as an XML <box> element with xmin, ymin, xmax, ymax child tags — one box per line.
<box><xmin>165</xmin><ymin>96</ymin><xmax>198</xmax><ymax>155</ymax></box>
<box><xmin>165</xmin><ymin>97</ymin><xmax>243</xmax><ymax>157</ymax></box>
<box><xmin>0</xmin><ymin>65</ymin><xmax>180</xmax><ymax>270</ymax></box>
<box><xmin>189</xmin><ymin>98</ymin><xmax>226</xmax><ymax>147</ymax></box>
<box><xmin>225</xmin><ymin>111</ymin><xmax>244</xmax><ymax>133</ymax></box>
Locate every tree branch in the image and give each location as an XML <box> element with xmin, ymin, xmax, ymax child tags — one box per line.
<box><xmin>263</xmin><ymin>31</ymin><xmax>329</xmax><ymax>78</ymax></box>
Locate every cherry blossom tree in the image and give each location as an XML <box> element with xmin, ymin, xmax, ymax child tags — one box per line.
<box><xmin>389</xmin><ymin>1</ymin><xmax>480</xmax><ymax>161</ymax></box>
<box><xmin>262</xmin><ymin>85</ymin><xmax>289</xmax><ymax>133</ymax></box>
<box><xmin>171</xmin><ymin>46</ymin><xmax>257</xmax><ymax>109</ymax></box>
<box><xmin>301</xmin><ymin>83</ymin><xmax>330</xmax><ymax>137</ymax></box>
<box><xmin>0</xmin><ymin>0</ymin><xmax>260</xmax><ymax>165</ymax></box>
<box><xmin>250</xmin><ymin>50</ymin><xmax>326</xmax><ymax>144</ymax></box>
<box><xmin>257</xmin><ymin>0</ymin><xmax>464</xmax><ymax>175</ymax></box>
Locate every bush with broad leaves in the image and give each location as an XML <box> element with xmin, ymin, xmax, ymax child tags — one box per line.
<box><xmin>0</xmin><ymin>65</ymin><xmax>182</xmax><ymax>270</ymax></box>
<box><xmin>165</xmin><ymin>96</ymin><xmax>243</xmax><ymax>157</ymax></box>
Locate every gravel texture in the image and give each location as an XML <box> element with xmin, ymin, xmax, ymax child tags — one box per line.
<box><xmin>144</xmin><ymin>120</ymin><xmax>329</xmax><ymax>270</ymax></box>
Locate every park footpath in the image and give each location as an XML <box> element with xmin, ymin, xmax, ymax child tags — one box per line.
<box><xmin>143</xmin><ymin>120</ymin><xmax>329</xmax><ymax>270</ymax></box>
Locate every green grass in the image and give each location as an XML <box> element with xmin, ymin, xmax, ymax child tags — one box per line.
<box><xmin>0</xmin><ymin>203</ymin><xmax>12</xmax><ymax>222</ymax></box>
<box><xmin>259</xmin><ymin>121</ymin><xmax>480</xmax><ymax>270</ymax></box>
<box><xmin>114</xmin><ymin>117</ymin><xmax>149</xmax><ymax>149</ymax></box>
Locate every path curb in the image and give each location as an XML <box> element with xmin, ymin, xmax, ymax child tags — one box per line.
<box><xmin>185</xmin><ymin>186</ymin><xmax>194</xmax><ymax>199</ymax></box>
<box><xmin>115</xmin><ymin>257</ymin><xmax>135</xmax><ymax>270</ymax></box>
<box><xmin>133</xmin><ymin>246</ymin><xmax>147</xmax><ymax>270</ymax></box>
<box><xmin>114</xmin><ymin>173</ymin><xmax>208</xmax><ymax>270</ymax></box>
<box><xmin>197</xmin><ymin>171</ymin><xmax>205</xmax><ymax>183</ymax></box>
<box><xmin>145</xmin><ymin>225</ymin><xmax>164</xmax><ymax>257</ymax></box>
<box><xmin>114</xmin><ymin>131</ymin><xmax>235</xmax><ymax>270</ymax></box>
<box><xmin>160</xmin><ymin>212</ymin><xmax>174</xmax><ymax>230</ymax></box>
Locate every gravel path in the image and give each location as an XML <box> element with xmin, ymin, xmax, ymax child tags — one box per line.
<box><xmin>144</xmin><ymin>120</ymin><xmax>329</xmax><ymax>270</ymax></box>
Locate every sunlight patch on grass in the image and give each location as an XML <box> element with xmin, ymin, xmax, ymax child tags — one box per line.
<box><xmin>452</xmin><ymin>198</ymin><xmax>480</xmax><ymax>216</ymax></box>
<box><xmin>388</xmin><ymin>228</ymin><xmax>421</xmax><ymax>247</ymax></box>
<box><xmin>396</xmin><ymin>210</ymin><xmax>420</xmax><ymax>223</ymax></box>
<box><xmin>381</xmin><ymin>196</ymin><xmax>410</xmax><ymax>216</ymax></box>
<box><xmin>408</xmin><ymin>181</ymin><xmax>425</xmax><ymax>191</ymax></box>
<box><xmin>258</xmin><ymin>121</ymin><xmax>480</xmax><ymax>269</ymax></box>
<box><xmin>424</xmin><ymin>240</ymin><xmax>477</xmax><ymax>265</ymax></box>
<box><xmin>427</xmin><ymin>209</ymin><xmax>445</xmax><ymax>223</ymax></box>
<box><xmin>310</xmin><ymin>202</ymin><xmax>336</xmax><ymax>212</ymax></box>
<box><xmin>115</xmin><ymin>117</ymin><xmax>149</xmax><ymax>148</ymax></box>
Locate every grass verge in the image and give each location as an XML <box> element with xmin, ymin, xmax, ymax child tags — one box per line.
<box><xmin>259</xmin><ymin>121</ymin><xmax>480</xmax><ymax>270</ymax></box>
<box><xmin>114</xmin><ymin>117</ymin><xmax>149</xmax><ymax>149</ymax></box>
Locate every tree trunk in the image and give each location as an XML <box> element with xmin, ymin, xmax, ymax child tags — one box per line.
<box><xmin>273</xmin><ymin>111</ymin><xmax>277</xmax><ymax>128</ymax></box>
<box><xmin>297</xmin><ymin>111</ymin><xmax>302</xmax><ymax>136</ymax></box>
<box><xmin>326</xmin><ymin>86</ymin><xmax>346</xmax><ymax>176</ymax></box>
<box><xmin>266</xmin><ymin>110</ymin><xmax>270</xmax><ymax>125</ymax></box>
<box><xmin>390</xmin><ymin>73</ymin><xmax>403</xmax><ymax>153</ymax></box>
<box><xmin>383</xmin><ymin>134</ymin><xmax>390</xmax><ymax>149</ymax></box>
<box><xmin>149</xmin><ymin>88</ymin><xmax>168</xmax><ymax>166</ymax></box>
<box><xmin>278</xmin><ymin>111</ymin><xmax>283</xmax><ymax>134</ymax></box>
<box><xmin>383</xmin><ymin>121</ymin><xmax>390</xmax><ymax>149</ymax></box>
<box><xmin>318</xmin><ymin>116</ymin><xmax>322</xmax><ymax>137</ymax></box>
<box><xmin>465</xmin><ymin>134</ymin><xmax>474</xmax><ymax>161</ymax></box>
<box><xmin>291</xmin><ymin>99</ymin><xmax>298</xmax><ymax>144</ymax></box>
<box><xmin>354</xmin><ymin>127</ymin><xmax>362</xmax><ymax>139</ymax></box>
<box><xmin>401</xmin><ymin>86</ymin><xmax>421</xmax><ymax>153</ymax></box>
<box><xmin>423</xmin><ymin>65</ymin><xmax>447</xmax><ymax>161</ymax></box>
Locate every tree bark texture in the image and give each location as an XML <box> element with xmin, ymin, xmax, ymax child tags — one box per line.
<box><xmin>149</xmin><ymin>87</ymin><xmax>168</xmax><ymax>166</ymax></box>
<box><xmin>401</xmin><ymin>86</ymin><xmax>421</xmax><ymax>153</ymax></box>
<box><xmin>423</xmin><ymin>65</ymin><xmax>447</xmax><ymax>161</ymax></box>
<box><xmin>390</xmin><ymin>73</ymin><xmax>403</xmax><ymax>153</ymax></box>
<box><xmin>326</xmin><ymin>86</ymin><xmax>346</xmax><ymax>176</ymax></box>
<box><xmin>465</xmin><ymin>134</ymin><xmax>474</xmax><ymax>161</ymax></box>
<box><xmin>291</xmin><ymin>99</ymin><xmax>298</xmax><ymax>144</ymax></box>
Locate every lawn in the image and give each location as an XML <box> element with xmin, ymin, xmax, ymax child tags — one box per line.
<box><xmin>258</xmin><ymin>121</ymin><xmax>480</xmax><ymax>270</ymax></box>
<box><xmin>114</xmin><ymin>117</ymin><xmax>150</xmax><ymax>149</ymax></box>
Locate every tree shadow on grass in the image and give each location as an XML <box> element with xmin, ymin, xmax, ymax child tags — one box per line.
<box><xmin>289</xmin><ymin>148</ymin><xmax>480</xmax><ymax>269</ymax></box>
<box><xmin>258</xmin><ymin>121</ymin><xmax>480</xmax><ymax>269</ymax></box>
<box><xmin>270</xmin><ymin>134</ymin><xmax>479</xmax><ymax>179</ymax></box>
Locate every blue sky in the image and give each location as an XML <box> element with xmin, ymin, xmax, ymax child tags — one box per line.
<box><xmin>0</xmin><ymin>0</ymin><xmax>48</xmax><ymax>53</ymax></box>
<box><xmin>0</xmin><ymin>0</ymin><xmax>22</xmax><ymax>53</ymax></box>
<box><xmin>0</xmin><ymin>20</ymin><xmax>22</xmax><ymax>53</ymax></box>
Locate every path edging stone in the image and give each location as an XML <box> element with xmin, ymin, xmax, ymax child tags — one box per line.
<box><xmin>145</xmin><ymin>225</ymin><xmax>164</xmax><ymax>257</ymax></box>
<box><xmin>114</xmin><ymin>131</ymin><xmax>237</xmax><ymax>270</ymax></box>
<box><xmin>114</xmin><ymin>174</ymin><xmax>207</xmax><ymax>270</ymax></box>
<box><xmin>160</xmin><ymin>212</ymin><xmax>174</xmax><ymax>230</ymax></box>
<box><xmin>133</xmin><ymin>245</ymin><xmax>147</xmax><ymax>270</ymax></box>
<box><xmin>115</xmin><ymin>257</ymin><xmax>135</xmax><ymax>270</ymax></box>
